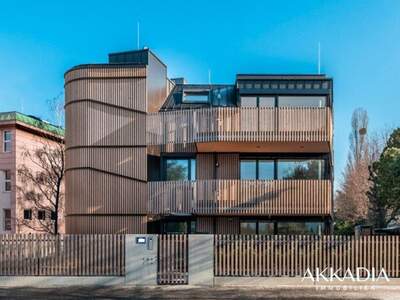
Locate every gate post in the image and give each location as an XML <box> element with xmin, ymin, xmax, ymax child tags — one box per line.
<box><xmin>125</xmin><ymin>234</ymin><xmax>158</xmax><ymax>286</ymax></box>
<box><xmin>188</xmin><ymin>234</ymin><xmax>214</xmax><ymax>286</ymax></box>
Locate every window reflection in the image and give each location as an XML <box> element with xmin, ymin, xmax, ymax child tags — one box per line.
<box><xmin>277</xmin><ymin>222</ymin><xmax>323</xmax><ymax>235</ymax></box>
<box><xmin>241</xmin><ymin>158</ymin><xmax>325</xmax><ymax>180</ymax></box>
<box><xmin>165</xmin><ymin>158</ymin><xmax>196</xmax><ymax>181</ymax></box>
<box><xmin>240</xmin><ymin>160</ymin><xmax>257</xmax><ymax>180</ymax></box>
<box><xmin>258</xmin><ymin>160</ymin><xmax>274</xmax><ymax>180</ymax></box>
<box><xmin>240</xmin><ymin>221</ymin><xmax>257</xmax><ymax>234</ymax></box>
<box><xmin>277</xmin><ymin>159</ymin><xmax>324</xmax><ymax>180</ymax></box>
<box><xmin>259</xmin><ymin>222</ymin><xmax>274</xmax><ymax>235</ymax></box>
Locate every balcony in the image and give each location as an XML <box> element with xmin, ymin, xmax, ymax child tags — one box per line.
<box><xmin>148</xmin><ymin>179</ymin><xmax>332</xmax><ymax>216</ymax></box>
<box><xmin>147</xmin><ymin>107</ymin><xmax>332</xmax><ymax>152</ymax></box>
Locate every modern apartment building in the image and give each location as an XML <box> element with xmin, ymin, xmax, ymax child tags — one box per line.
<box><xmin>65</xmin><ymin>49</ymin><xmax>333</xmax><ymax>234</ymax></box>
<box><xmin>0</xmin><ymin>112</ymin><xmax>64</xmax><ymax>233</ymax></box>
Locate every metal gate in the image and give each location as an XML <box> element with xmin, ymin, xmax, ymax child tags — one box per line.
<box><xmin>157</xmin><ymin>234</ymin><xmax>188</xmax><ymax>285</ymax></box>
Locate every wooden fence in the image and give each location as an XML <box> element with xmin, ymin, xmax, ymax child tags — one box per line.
<box><xmin>158</xmin><ymin>234</ymin><xmax>188</xmax><ymax>285</ymax></box>
<box><xmin>149</xmin><ymin>180</ymin><xmax>332</xmax><ymax>216</ymax></box>
<box><xmin>147</xmin><ymin>107</ymin><xmax>332</xmax><ymax>145</ymax></box>
<box><xmin>0</xmin><ymin>234</ymin><xmax>125</xmax><ymax>276</ymax></box>
<box><xmin>214</xmin><ymin>235</ymin><xmax>400</xmax><ymax>278</ymax></box>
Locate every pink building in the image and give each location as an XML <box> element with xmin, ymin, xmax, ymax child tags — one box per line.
<box><xmin>0</xmin><ymin>112</ymin><xmax>64</xmax><ymax>233</ymax></box>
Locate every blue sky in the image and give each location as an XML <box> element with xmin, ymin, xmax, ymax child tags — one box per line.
<box><xmin>0</xmin><ymin>0</ymin><xmax>399</xmax><ymax>187</ymax></box>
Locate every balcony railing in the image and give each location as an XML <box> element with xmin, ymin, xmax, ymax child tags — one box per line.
<box><xmin>148</xmin><ymin>179</ymin><xmax>332</xmax><ymax>216</ymax></box>
<box><xmin>147</xmin><ymin>107</ymin><xmax>332</xmax><ymax>145</ymax></box>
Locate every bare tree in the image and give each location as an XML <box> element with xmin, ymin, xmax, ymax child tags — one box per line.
<box><xmin>335</xmin><ymin>108</ymin><xmax>370</xmax><ymax>226</ymax></box>
<box><xmin>17</xmin><ymin>94</ymin><xmax>65</xmax><ymax>234</ymax></box>
<box><xmin>349</xmin><ymin>108</ymin><xmax>369</xmax><ymax>166</ymax></box>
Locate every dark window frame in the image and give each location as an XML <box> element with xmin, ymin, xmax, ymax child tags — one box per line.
<box><xmin>240</xmin><ymin>154</ymin><xmax>330</xmax><ymax>180</ymax></box>
<box><xmin>239</xmin><ymin>159</ymin><xmax>275</xmax><ymax>180</ymax></box>
<box><xmin>240</xmin><ymin>95</ymin><xmax>277</xmax><ymax>108</ymax></box>
<box><xmin>161</xmin><ymin>155</ymin><xmax>196</xmax><ymax>181</ymax></box>
<box><xmin>240</xmin><ymin>219</ymin><xmax>275</xmax><ymax>235</ymax></box>
<box><xmin>38</xmin><ymin>210</ymin><xmax>46</xmax><ymax>220</ymax></box>
<box><xmin>239</xmin><ymin>93</ymin><xmax>331</xmax><ymax>108</ymax></box>
<box><xmin>23</xmin><ymin>209</ymin><xmax>32</xmax><ymax>220</ymax></box>
<box><xmin>182</xmin><ymin>91</ymin><xmax>210</xmax><ymax>104</ymax></box>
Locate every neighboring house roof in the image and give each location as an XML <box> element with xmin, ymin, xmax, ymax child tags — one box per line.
<box><xmin>0</xmin><ymin>111</ymin><xmax>64</xmax><ymax>137</ymax></box>
<box><xmin>161</xmin><ymin>84</ymin><xmax>236</xmax><ymax>110</ymax></box>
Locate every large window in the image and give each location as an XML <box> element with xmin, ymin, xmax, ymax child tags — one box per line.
<box><xmin>183</xmin><ymin>92</ymin><xmax>209</xmax><ymax>103</ymax></box>
<box><xmin>240</xmin><ymin>159</ymin><xmax>274</xmax><ymax>180</ymax></box>
<box><xmin>163</xmin><ymin>221</ymin><xmax>196</xmax><ymax>234</ymax></box>
<box><xmin>165</xmin><ymin>158</ymin><xmax>196</xmax><ymax>181</ymax></box>
<box><xmin>277</xmin><ymin>159</ymin><xmax>325</xmax><ymax>180</ymax></box>
<box><xmin>277</xmin><ymin>222</ymin><xmax>323</xmax><ymax>235</ymax></box>
<box><xmin>241</xmin><ymin>158</ymin><xmax>326</xmax><ymax>180</ymax></box>
<box><xmin>240</xmin><ymin>220</ymin><xmax>274</xmax><ymax>234</ymax></box>
<box><xmin>241</xmin><ymin>220</ymin><xmax>324</xmax><ymax>235</ymax></box>
<box><xmin>3</xmin><ymin>209</ymin><xmax>11</xmax><ymax>231</ymax></box>
<box><xmin>3</xmin><ymin>131</ymin><xmax>11</xmax><ymax>153</ymax></box>
<box><xmin>278</xmin><ymin>96</ymin><xmax>326</xmax><ymax>108</ymax></box>
<box><xmin>241</xmin><ymin>96</ymin><xmax>275</xmax><ymax>108</ymax></box>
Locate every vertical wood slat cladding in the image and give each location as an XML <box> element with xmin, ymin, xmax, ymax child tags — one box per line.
<box><xmin>65</xmin><ymin>67</ymin><xmax>146</xmax><ymax>82</ymax></box>
<box><xmin>66</xmin><ymin>147</ymin><xmax>146</xmax><ymax>181</ymax></box>
<box><xmin>197</xmin><ymin>154</ymin><xmax>214</xmax><ymax>179</ymax></box>
<box><xmin>66</xmin><ymin>215</ymin><xmax>146</xmax><ymax>234</ymax></box>
<box><xmin>147</xmin><ymin>107</ymin><xmax>332</xmax><ymax>145</ymax></box>
<box><xmin>65</xmin><ymin>102</ymin><xmax>145</xmax><ymax>148</ymax></box>
<box><xmin>216</xmin><ymin>154</ymin><xmax>239</xmax><ymax>179</ymax></box>
<box><xmin>148</xmin><ymin>180</ymin><xmax>332</xmax><ymax>216</ymax></box>
<box><xmin>196</xmin><ymin>217</ymin><xmax>214</xmax><ymax>233</ymax></box>
<box><xmin>65</xmin><ymin>66</ymin><xmax>147</xmax><ymax>233</ymax></box>
<box><xmin>66</xmin><ymin>169</ymin><xmax>147</xmax><ymax>214</ymax></box>
<box><xmin>216</xmin><ymin>217</ymin><xmax>240</xmax><ymax>234</ymax></box>
<box><xmin>65</xmin><ymin>78</ymin><xmax>146</xmax><ymax>112</ymax></box>
<box><xmin>214</xmin><ymin>235</ymin><xmax>400</xmax><ymax>278</ymax></box>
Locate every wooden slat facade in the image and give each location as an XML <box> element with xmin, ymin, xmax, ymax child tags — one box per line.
<box><xmin>147</xmin><ymin>107</ymin><xmax>332</xmax><ymax>145</ymax></box>
<box><xmin>149</xmin><ymin>180</ymin><xmax>332</xmax><ymax>216</ymax></box>
<box><xmin>65</xmin><ymin>66</ymin><xmax>148</xmax><ymax>233</ymax></box>
<box><xmin>0</xmin><ymin>234</ymin><xmax>125</xmax><ymax>276</ymax></box>
<box><xmin>158</xmin><ymin>234</ymin><xmax>188</xmax><ymax>285</ymax></box>
<box><xmin>214</xmin><ymin>235</ymin><xmax>400</xmax><ymax>278</ymax></box>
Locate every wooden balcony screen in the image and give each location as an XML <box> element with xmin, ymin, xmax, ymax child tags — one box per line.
<box><xmin>147</xmin><ymin>107</ymin><xmax>332</xmax><ymax>145</ymax></box>
<box><xmin>148</xmin><ymin>180</ymin><xmax>332</xmax><ymax>216</ymax></box>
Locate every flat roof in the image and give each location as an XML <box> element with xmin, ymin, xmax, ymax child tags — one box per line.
<box><xmin>236</xmin><ymin>74</ymin><xmax>331</xmax><ymax>80</ymax></box>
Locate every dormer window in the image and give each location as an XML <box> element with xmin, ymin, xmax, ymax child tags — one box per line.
<box><xmin>183</xmin><ymin>92</ymin><xmax>209</xmax><ymax>103</ymax></box>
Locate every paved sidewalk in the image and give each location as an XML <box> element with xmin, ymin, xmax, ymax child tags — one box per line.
<box><xmin>0</xmin><ymin>286</ymin><xmax>399</xmax><ymax>300</ymax></box>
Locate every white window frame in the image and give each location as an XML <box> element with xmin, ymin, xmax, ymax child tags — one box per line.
<box><xmin>4</xmin><ymin>170</ymin><xmax>11</xmax><ymax>192</ymax></box>
<box><xmin>3</xmin><ymin>131</ymin><xmax>12</xmax><ymax>153</ymax></box>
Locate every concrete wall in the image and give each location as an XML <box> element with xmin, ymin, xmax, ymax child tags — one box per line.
<box><xmin>188</xmin><ymin>235</ymin><xmax>213</xmax><ymax>286</ymax></box>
